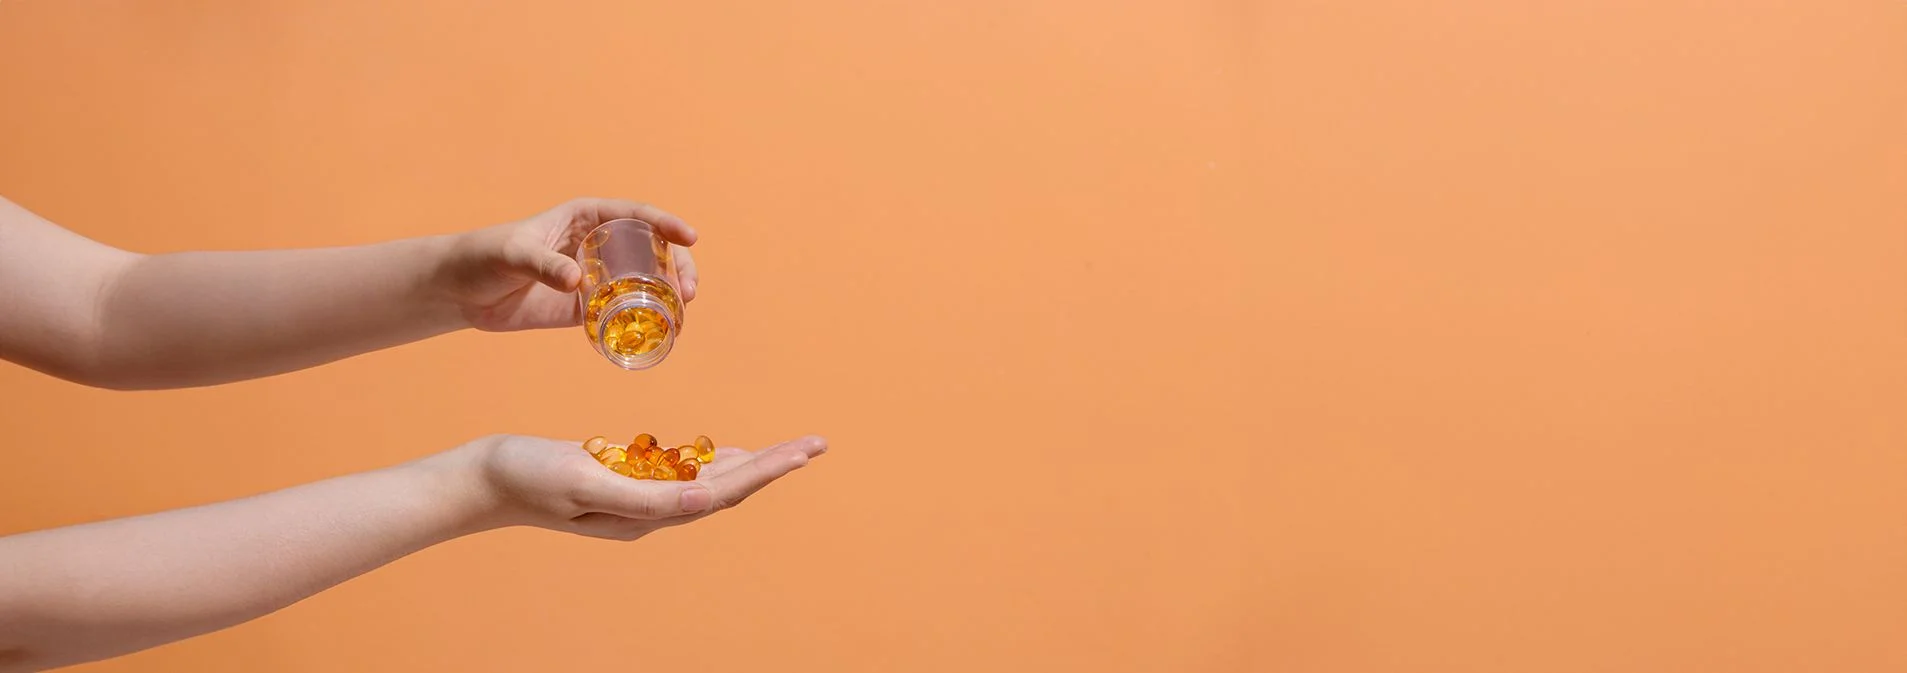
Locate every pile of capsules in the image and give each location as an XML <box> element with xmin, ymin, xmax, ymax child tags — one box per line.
<box><xmin>583</xmin><ymin>433</ymin><xmax>714</xmax><ymax>481</ymax></box>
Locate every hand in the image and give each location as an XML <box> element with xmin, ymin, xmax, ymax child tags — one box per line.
<box><xmin>436</xmin><ymin>198</ymin><xmax>702</xmax><ymax>332</ymax></box>
<box><xmin>442</xmin><ymin>434</ymin><xmax>827</xmax><ymax>541</ymax></box>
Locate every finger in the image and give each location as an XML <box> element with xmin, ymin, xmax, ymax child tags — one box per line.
<box><xmin>787</xmin><ymin>435</ymin><xmax>829</xmax><ymax>459</ymax></box>
<box><xmin>697</xmin><ymin>446</ymin><xmax>755</xmax><ymax>476</ymax></box>
<box><xmin>698</xmin><ymin>447</ymin><xmax>758</xmax><ymax>478</ymax></box>
<box><xmin>566</xmin><ymin>197</ymin><xmax>697</xmax><ymax>246</ymax></box>
<box><xmin>573</xmin><ymin>470</ymin><xmax>714</xmax><ymax>519</ymax></box>
<box><xmin>700</xmin><ymin>440</ymin><xmax>825</xmax><ymax>478</ymax></box>
<box><xmin>672</xmin><ymin>245</ymin><xmax>698</xmax><ymax>302</ymax></box>
<box><xmin>700</xmin><ymin>436</ymin><xmax>827</xmax><ymax>509</ymax></box>
<box><xmin>503</xmin><ymin>239</ymin><xmax>583</xmax><ymax>292</ymax></box>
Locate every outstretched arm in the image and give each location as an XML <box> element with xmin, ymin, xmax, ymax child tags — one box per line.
<box><xmin>0</xmin><ymin>434</ymin><xmax>824</xmax><ymax>672</ymax></box>
<box><xmin>0</xmin><ymin>196</ymin><xmax>698</xmax><ymax>389</ymax></box>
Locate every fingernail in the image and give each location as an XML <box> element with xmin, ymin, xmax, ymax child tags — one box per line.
<box><xmin>679</xmin><ymin>487</ymin><xmax>713</xmax><ymax>513</ymax></box>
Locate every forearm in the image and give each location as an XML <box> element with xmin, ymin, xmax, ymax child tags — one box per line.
<box><xmin>0</xmin><ymin>197</ymin><xmax>472</xmax><ymax>389</ymax></box>
<box><xmin>0</xmin><ymin>451</ymin><xmax>493</xmax><ymax>671</ymax></box>
<box><xmin>89</xmin><ymin>236</ymin><xmax>466</xmax><ymax>389</ymax></box>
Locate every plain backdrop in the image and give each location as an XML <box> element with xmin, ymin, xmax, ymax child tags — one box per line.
<box><xmin>2</xmin><ymin>1</ymin><xmax>1904</xmax><ymax>671</ymax></box>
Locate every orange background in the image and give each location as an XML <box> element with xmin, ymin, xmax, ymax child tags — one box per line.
<box><xmin>3</xmin><ymin>1</ymin><xmax>1905</xmax><ymax>671</ymax></box>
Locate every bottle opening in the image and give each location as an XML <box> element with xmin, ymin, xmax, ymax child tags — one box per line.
<box><xmin>594</xmin><ymin>294</ymin><xmax>678</xmax><ymax>370</ymax></box>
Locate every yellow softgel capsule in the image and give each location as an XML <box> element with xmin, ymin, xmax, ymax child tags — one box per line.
<box><xmin>607</xmin><ymin>461</ymin><xmax>636</xmax><ymax>477</ymax></box>
<box><xmin>597</xmin><ymin>447</ymin><xmax>628</xmax><ymax>465</ymax></box>
<box><xmin>693</xmin><ymin>436</ymin><xmax>714</xmax><ymax>463</ymax></box>
<box><xmin>615</xmin><ymin>328</ymin><xmax>647</xmax><ymax>355</ymax></box>
<box><xmin>629</xmin><ymin>460</ymin><xmax>654</xmax><ymax>479</ymax></box>
<box><xmin>675</xmin><ymin>459</ymin><xmax>700</xmax><ymax>481</ymax></box>
<box><xmin>581</xmin><ymin>226</ymin><xmax>611</xmax><ymax>252</ymax></box>
<box><xmin>653</xmin><ymin>463</ymin><xmax>678</xmax><ymax>481</ymax></box>
<box><xmin>581</xmin><ymin>258</ymin><xmax>609</xmax><ymax>285</ymax></box>
<box><xmin>658</xmin><ymin>448</ymin><xmax>680</xmax><ymax>466</ymax></box>
<box><xmin>633</xmin><ymin>433</ymin><xmax>657</xmax><ymax>449</ymax></box>
<box><xmin>582</xmin><ymin>436</ymin><xmax>609</xmax><ymax>456</ymax></box>
<box><xmin>639</xmin><ymin>447</ymin><xmax>662</xmax><ymax>464</ymax></box>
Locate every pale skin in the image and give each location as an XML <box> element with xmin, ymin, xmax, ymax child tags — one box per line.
<box><xmin>0</xmin><ymin>434</ymin><xmax>828</xmax><ymax>672</ymax></box>
<box><xmin>0</xmin><ymin>195</ymin><xmax>701</xmax><ymax>389</ymax></box>
<box><xmin>0</xmin><ymin>196</ymin><xmax>823</xmax><ymax>671</ymax></box>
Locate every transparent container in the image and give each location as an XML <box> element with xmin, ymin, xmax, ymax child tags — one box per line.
<box><xmin>575</xmin><ymin>218</ymin><xmax>685</xmax><ymax>370</ymax></box>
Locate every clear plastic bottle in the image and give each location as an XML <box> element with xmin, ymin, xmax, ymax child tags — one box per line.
<box><xmin>575</xmin><ymin>218</ymin><xmax>685</xmax><ymax>370</ymax></box>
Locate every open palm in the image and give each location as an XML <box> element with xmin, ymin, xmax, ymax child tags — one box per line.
<box><xmin>472</xmin><ymin>434</ymin><xmax>826</xmax><ymax>541</ymax></box>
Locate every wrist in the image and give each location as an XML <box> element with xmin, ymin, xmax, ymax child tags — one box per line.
<box><xmin>406</xmin><ymin>440</ymin><xmax>510</xmax><ymax>538</ymax></box>
<box><xmin>412</xmin><ymin>233</ymin><xmax>479</xmax><ymax>331</ymax></box>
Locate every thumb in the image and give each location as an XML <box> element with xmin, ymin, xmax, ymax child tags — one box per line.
<box><xmin>502</xmin><ymin>241</ymin><xmax>582</xmax><ymax>292</ymax></box>
<box><xmin>576</xmin><ymin>472</ymin><xmax>715</xmax><ymax>520</ymax></box>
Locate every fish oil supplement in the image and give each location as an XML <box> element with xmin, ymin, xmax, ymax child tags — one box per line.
<box><xmin>575</xmin><ymin>219</ymin><xmax>686</xmax><ymax>370</ymax></box>
<box><xmin>579</xmin><ymin>434</ymin><xmax>713</xmax><ymax>482</ymax></box>
<box><xmin>601</xmin><ymin>304</ymin><xmax>669</xmax><ymax>356</ymax></box>
<box><xmin>581</xmin><ymin>258</ymin><xmax>609</xmax><ymax>285</ymax></box>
